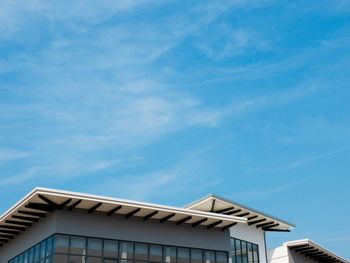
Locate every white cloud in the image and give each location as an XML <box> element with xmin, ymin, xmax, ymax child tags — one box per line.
<box><xmin>0</xmin><ymin>149</ymin><xmax>30</xmax><ymax>164</ymax></box>
<box><xmin>231</xmin><ymin>181</ymin><xmax>302</xmax><ymax>201</ymax></box>
<box><xmin>249</xmin><ymin>146</ymin><xmax>350</xmax><ymax>174</ymax></box>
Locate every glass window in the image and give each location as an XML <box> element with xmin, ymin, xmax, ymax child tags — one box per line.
<box><xmin>70</xmin><ymin>236</ymin><xmax>86</xmax><ymax>255</ymax></box>
<box><xmin>164</xmin><ymin>246</ymin><xmax>176</xmax><ymax>263</ymax></box>
<box><xmin>69</xmin><ymin>255</ymin><xmax>86</xmax><ymax>263</ymax></box>
<box><xmin>34</xmin><ymin>243</ymin><xmax>41</xmax><ymax>262</ymax></box>
<box><xmin>252</xmin><ymin>245</ymin><xmax>259</xmax><ymax>263</ymax></box>
<box><xmin>40</xmin><ymin>240</ymin><xmax>46</xmax><ymax>260</ymax></box>
<box><xmin>12</xmin><ymin>234</ymin><xmax>229</xmax><ymax>263</ymax></box>
<box><xmin>28</xmin><ymin>247</ymin><xmax>34</xmax><ymax>263</ymax></box>
<box><xmin>216</xmin><ymin>252</ymin><xmax>227</xmax><ymax>263</ymax></box>
<box><xmin>235</xmin><ymin>240</ymin><xmax>242</xmax><ymax>263</ymax></box>
<box><xmin>46</xmin><ymin>236</ymin><xmax>53</xmax><ymax>257</ymax></box>
<box><xmin>191</xmin><ymin>249</ymin><xmax>202</xmax><ymax>263</ymax></box>
<box><xmin>54</xmin><ymin>235</ymin><xmax>70</xmax><ymax>253</ymax></box>
<box><xmin>87</xmin><ymin>257</ymin><xmax>102</xmax><ymax>263</ymax></box>
<box><xmin>204</xmin><ymin>251</ymin><xmax>215</xmax><ymax>263</ymax></box>
<box><xmin>87</xmin><ymin>238</ymin><xmax>102</xmax><ymax>257</ymax></box>
<box><xmin>23</xmin><ymin>251</ymin><xmax>28</xmax><ymax>263</ymax></box>
<box><xmin>247</xmin><ymin>243</ymin><xmax>253</xmax><ymax>263</ymax></box>
<box><xmin>178</xmin><ymin>248</ymin><xmax>190</xmax><ymax>263</ymax></box>
<box><xmin>231</xmin><ymin>238</ymin><xmax>259</xmax><ymax>263</ymax></box>
<box><xmin>230</xmin><ymin>238</ymin><xmax>236</xmax><ymax>263</ymax></box>
<box><xmin>241</xmin><ymin>241</ymin><xmax>248</xmax><ymax>263</ymax></box>
<box><xmin>120</xmin><ymin>242</ymin><xmax>134</xmax><ymax>260</ymax></box>
<box><xmin>103</xmin><ymin>240</ymin><xmax>118</xmax><ymax>258</ymax></box>
<box><xmin>149</xmin><ymin>245</ymin><xmax>162</xmax><ymax>262</ymax></box>
<box><xmin>53</xmin><ymin>254</ymin><xmax>68</xmax><ymax>262</ymax></box>
<box><xmin>135</xmin><ymin>243</ymin><xmax>148</xmax><ymax>261</ymax></box>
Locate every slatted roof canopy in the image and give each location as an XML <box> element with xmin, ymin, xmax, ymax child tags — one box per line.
<box><xmin>186</xmin><ymin>194</ymin><xmax>294</xmax><ymax>232</ymax></box>
<box><xmin>285</xmin><ymin>239</ymin><xmax>349</xmax><ymax>263</ymax></box>
<box><xmin>0</xmin><ymin>188</ymin><xmax>247</xmax><ymax>247</ymax></box>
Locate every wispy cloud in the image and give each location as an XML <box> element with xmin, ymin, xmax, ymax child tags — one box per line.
<box><xmin>249</xmin><ymin>146</ymin><xmax>350</xmax><ymax>174</ymax></box>
<box><xmin>0</xmin><ymin>149</ymin><xmax>30</xmax><ymax>164</ymax></box>
<box><xmin>90</xmin><ymin>146</ymin><xmax>223</xmax><ymax>202</ymax></box>
<box><xmin>231</xmin><ymin>181</ymin><xmax>302</xmax><ymax>201</ymax></box>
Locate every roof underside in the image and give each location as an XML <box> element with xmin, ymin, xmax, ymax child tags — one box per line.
<box><xmin>285</xmin><ymin>239</ymin><xmax>349</xmax><ymax>263</ymax></box>
<box><xmin>0</xmin><ymin>188</ymin><xmax>246</xmax><ymax>247</ymax></box>
<box><xmin>186</xmin><ymin>194</ymin><xmax>294</xmax><ymax>232</ymax></box>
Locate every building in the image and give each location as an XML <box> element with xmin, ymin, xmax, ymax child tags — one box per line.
<box><xmin>0</xmin><ymin>188</ymin><xmax>294</xmax><ymax>263</ymax></box>
<box><xmin>268</xmin><ymin>239</ymin><xmax>349</xmax><ymax>263</ymax></box>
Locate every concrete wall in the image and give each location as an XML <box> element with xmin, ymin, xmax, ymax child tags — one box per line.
<box><xmin>0</xmin><ymin>213</ymin><xmax>56</xmax><ymax>263</ymax></box>
<box><xmin>230</xmin><ymin>223</ymin><xmax>267</xmax><ymax>263</ymax></box>
<box><xmin>0</xmin><ymin>209</ymin><xmax>231</xmax><ymax>262</ymax></box>
<box><xmin>268</xmin><ymin>247</ymin><xmax>319</xmax><ymax>263</ymax></box>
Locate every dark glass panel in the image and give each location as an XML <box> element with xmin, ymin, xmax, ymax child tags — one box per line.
<box><xmin>164</xmin><ymin>246</ymin><xmax>176</xmax><ymax>263</ymax></box>
<box><xmin>247</xmin><ymin>243</ymin><xmax>253</xmax><ymax>263</ymax></box>
<box><xmin>252</xmin><ymin>245</ymin><xmax>258</xmax><ymax>263</ymax></box>
<box><xmin>34</xmin><ymin>243</ymin><xmax>41</xmax><ymax>262</ymax></box>
<box><xmin>216</xmin><ymin>252</ymin><xmax>228</xmax><ymax>263</ymax></box>
<box><xmin>28</xmin><ymin>247</ymin><xmax>34</xmax><ymax>263</ymax></box>
<box><xmin>87</xmin><ymin>238</ymin><xmax>102</xmax><ymax>257</ymax></box>
<box><xmin>23</xmin><ymin>251</ymin><xmax>29</xmax><ymax>263</ymax></box>
<box><xmin>204</xmin><ymin>251</ymin><xmax>215</xmax><ymax>263</ymax></box>
<box><xmin>235</xmin><ymin>240</ymin><xmax>242</xmax><ymax>263</ymax></box>
<box><xmin>103</xmin><ymin>260</ymin><xmax>118</xmax><ymax>263</ymax></box>
<box><xmin>191</xmin><ymin>249</ymin><xmax>202</xmax><ymax>263</ymax></box>
<box><xmin>53</xmin><ymin>254</ymin><xmax>68</xmax><ymax>262</ymax></box>
<box><xmin>178</xmin><ymin>248</ymin><xmax>190</xmax><ymax>263</ymax></box>
<box><xmin>103</xmin><ymin>240</ymin><xmax>118</xmax><ymax>258</ymax></box>
<box><xmin>87</xmin><ymin>257</ymin><xmax>102</xmax><ymax>263</ymax></box>
<box><xmin>69</xmin><ymin>255</ymin><xmax>86</xmax><ymax>263</ymax></box>
<box><xmin>241</xmin><ymin>241</ymin><xmax>248</xmax><ymax>263</ymax></box>
<box><xmin>120</xmin><ymin>242</ymin><xmax>133</xmax><ymax>260</ymax></box>
<box><xmin>40</xmin><ymin>240</ymin><xmax>47</xmax><ymax>260</ymax></box>
<box><xmin>149</xmin><ymin>245</ymin><xmax>162</xmax><ymax>262</ymax></box>
<box><xmin>54</xmin><ymin>235</ymin><xmax>70</xmax><ymax>254</ymax></box>
<box><xmin>46</xmin><ymin>236</ymin><xmax>53</xmax><ymax>257</ymax></box>
<box><xmin>70</xmin><ymin>236</ymin><xmax>86</xmax><ymax>255</ymax></box>
<box><xmin>231</xmin><ymin>238</ymin><xmax>236</xmax><ymax>263</ymax></box>
<box><xmin>134</xmin><ymin>243</ymin><xmax>148</xmax><ymax>261</ymax></box>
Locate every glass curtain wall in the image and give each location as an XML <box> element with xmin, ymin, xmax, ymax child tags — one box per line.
<box><xmin>230</xmin><ymin>238</ymin><xmax>259</xmax><ymax>263</ymax></box>
<box><xmin>9</xmin><ymin>234</ymin><xmax>228</xmax><ymax>263</ymax></box>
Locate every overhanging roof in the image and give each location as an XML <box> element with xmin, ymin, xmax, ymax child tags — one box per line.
<box><xmin>0</xmin><ymin>188</ymin><xmax>247</xmax><ymax>247</ymax></box>
<box><xmin>285</xmin><ymin>239</ymin><xmax>349</xmax><ymax>263</ymax></box>
<box><xmin>186</xmin><ymin>194</ymin><xmax>294</xmax><ymax>232</ymax></box>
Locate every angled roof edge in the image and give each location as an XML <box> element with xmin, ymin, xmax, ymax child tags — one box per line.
<box><xmin>185</xmin><ymin>193</ymin><xmax>295</xmax><ymax>228</ymax></box>
<box><xmin>284</xmin><ymin>239</ymin><xmax>349</xmax><ymax>263</ymax></box>
<box><xmin>0</xmin><ymin>187</ymin><xmax>247</xmax><ymax>224</ymax></box>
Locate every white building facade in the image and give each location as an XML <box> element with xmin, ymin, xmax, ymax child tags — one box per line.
<box><xmin>0</xmin><ymin>188</ymin><xmax>294</xmax><ymax>263</ymax></box>
<box><xmin>268</xmin><ymin>239</ymin><xmax>349</xmax><ymax>263</ymax></box>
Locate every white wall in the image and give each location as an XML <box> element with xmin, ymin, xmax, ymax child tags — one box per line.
<box><xmin>230</xmin><ymin>223</ymin><xmax>267</xmax><ymax>263</ymax></box>
<box><xmin>268</xmin><ymin>246</ymin><xmax>319</xmax><ymax>263</ymax></box>
<box><xmin>268</xmin><ymin>246</ymin><xmax>289</xmax><ymax>263</ymax></box>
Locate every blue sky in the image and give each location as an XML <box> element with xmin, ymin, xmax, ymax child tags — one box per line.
<box><xmin>1</xmin><ymin>0</ymin><xmax>350</xmax><ymax>259</ymax></box>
